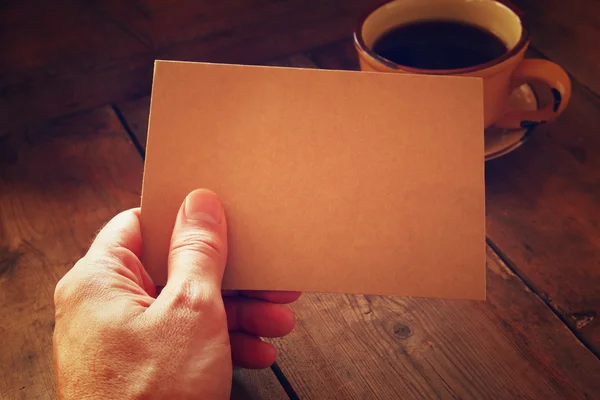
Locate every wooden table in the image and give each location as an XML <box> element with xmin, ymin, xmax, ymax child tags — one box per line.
<box><xmin>1</xmin><ymin>1</ymin><xmax>599</xmax><ymax>399</ymax></box>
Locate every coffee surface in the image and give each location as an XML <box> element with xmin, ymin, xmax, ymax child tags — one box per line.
<box><xmin>372</xmin><ymin>21</ymin><xmax>508</xmax><ymax>70</ymax></box>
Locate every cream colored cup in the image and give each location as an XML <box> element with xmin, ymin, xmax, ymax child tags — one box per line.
<box><xmin>354</xmin><ymin>0</ymin><xmax>571</xmax><ymax>129</ymax></box>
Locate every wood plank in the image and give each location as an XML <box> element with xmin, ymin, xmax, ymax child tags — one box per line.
<box><xmin>1</xmin><ymin>0</ymin><xmax>376</xmax><ymax>135</ymax></box>
<box><xmin>510</xmin><ymin>0</ymin><xmax>600</xmax><ymax>94</ymax></box>
<box><xmin>270</xmin><ymin>246</ymin><xmax>600</xmax><ymax>399</ymax></box>
<box><xmin>307</xmin><ymin>37</ymin><xmax>600</xmax><ymax>355</ymax></box>
<box><xmin>116</xmin><ymin>96</ymin><xmax>151</xmax><ymax>149</ymax></box>
<box><xmin>0</xmin><ymin>107</ymin><xmax>287</xmax><ymax>399</ymax></box>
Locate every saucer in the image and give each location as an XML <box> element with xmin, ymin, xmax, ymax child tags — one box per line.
<box><xmin>485</xmin><ymin>84</ymin><xmax>539</xmax><ymax>161</ymax></box>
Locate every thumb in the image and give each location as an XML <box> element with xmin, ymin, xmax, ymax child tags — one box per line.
<box><xmin>160</xmin><ymin>189</ymin><xmax>228</xmax><ymax>307</ymax></box>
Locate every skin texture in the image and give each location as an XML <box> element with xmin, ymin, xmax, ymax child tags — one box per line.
<box><xmin>53</xmin><ymin>189</ymin><xmax>301</xmax><ymax>399</ymax></box>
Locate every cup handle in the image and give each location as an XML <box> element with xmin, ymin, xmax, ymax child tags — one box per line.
<box><xmin>494</xmin><ymin>59</ymin><xmax>571</xmax><ymax>129</ymax></box>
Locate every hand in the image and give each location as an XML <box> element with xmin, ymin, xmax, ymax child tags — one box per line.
<box><xmin>53</xmin><ymin>189</ymin><xmax>301</xmax><ymax>399</ymax></box>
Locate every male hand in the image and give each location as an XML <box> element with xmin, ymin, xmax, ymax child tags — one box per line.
<box><xmin>53</xmin><ymin>189</ymin><xmax>301</xmax><ymax>399</ymax></box>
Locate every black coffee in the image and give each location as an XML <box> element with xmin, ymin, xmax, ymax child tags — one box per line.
<box><xmin>372</xmin><ymin>21</ymin><xmax>508</xmax><ymax>70</ymax></box>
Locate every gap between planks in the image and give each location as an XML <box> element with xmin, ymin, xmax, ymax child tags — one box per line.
<box><xmin>112</xmin><ymin>105</ymin><xmax>146</xmax><ymax>159</ymax></box>
<box><xmin>487</xmin><ymin>237</ymin><xmax>600</xmax><ymax>360</ymax></box>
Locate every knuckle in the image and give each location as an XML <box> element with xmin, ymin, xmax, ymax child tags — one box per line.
<box><xmin>97</xmin><ymin>247</ymin><xmax>141</xmax><ymax>274</ymax></box>
<box><xmin>53</xmin><ymin>277</ymin><xmax>70</xmax><ymax>308</ymax></box>
<box><xmin>54</xmin><ymin>257</ymin><xmax>113</xmax><ymax>310</ymax></box>
<box><xmin>169</xmin><ymin>279</ymin><xmax>222</xmax><ymax>314</ymax></box>
<box><xmin>104</xmin><ymin>246</ymin><xmax>139</xmax><ymax>267</ymax></box>
<box><xmin>83</xmin><ymin>247</ymin><xmax>145</xmax><ymax>286</ymax></box>
<box><xmin>53</xmin><ymin>258</ymin><xmax>88</xmax><ymax>307</ymax></box>
<box><xmin>101</xmin><ymin>246</ymin><xmax>144</xmax><ymax>282</ymax></box>
<box><xmin>170</xmin><ymin>229</ymin><xmax>224</xmax><ymax>262</ymax></box>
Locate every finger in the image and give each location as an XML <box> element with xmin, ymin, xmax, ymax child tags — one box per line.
<box><xmin>89</xmin><ymin>208</ymin><xmax>143</xmax><ymax>258</ymax></box>
<box><xmin>224</xmin><ymin>297</ymin><xmax>295</xmax><ymax>337</ymax></box>
<box><xmin>230</xmin><ymin>333</ymin><xmax>276</xmax><ymax>369</ymax></box>
<box><xmin>160</xmin><ymin>189</ymin><xmax>228</xmax><ymax>307</ymax></box>
<box><xmin>240</xmin><ymin>291</ymin><xmax>302</xmax><ymax>304</ymax></box>
<box><xmin>83</xmin><ymin>208</ymin><xmax>156</xmax><ymax>296</ymax></box>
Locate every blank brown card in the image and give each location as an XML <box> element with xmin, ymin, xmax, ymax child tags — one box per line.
<box><xmin>141</xmin><ymin>60</ymin><xmax>486</xmax><ymax>300</ymax></box>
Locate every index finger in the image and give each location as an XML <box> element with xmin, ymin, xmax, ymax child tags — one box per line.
<box><xmin>80</xmin><ymin>208</ymin><xmax>156</xmax><ymax>297</ymax></box>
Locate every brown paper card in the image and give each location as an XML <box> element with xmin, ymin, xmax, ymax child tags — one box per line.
<box><xmin>141</xmin><ymin>60</ymin><xmax>486</xmax><ymax>300</ymax></box>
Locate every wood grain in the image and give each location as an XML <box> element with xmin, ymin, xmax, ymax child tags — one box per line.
<box><xmin>270</xmin><ymin>246</ymin><xmax>600</xmax><ymax>399</ymax></box>
<box><xmin>0</xmin><ymin>0</ymin><xmax>376</xmax><ymax>135</ymax></box>
<box><xmin>0</xmin><ymin>107</ymin><xmax>287</xmax><ymax>399</ymax></box>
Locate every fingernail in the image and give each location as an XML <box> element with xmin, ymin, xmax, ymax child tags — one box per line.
<box><xmin>184</xmin><ymin>189</ymin><xmax>222</xmax><ymax>224</ymax></box>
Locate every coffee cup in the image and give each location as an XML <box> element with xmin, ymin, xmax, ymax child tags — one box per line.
<box><xmin>354</xmin><ymin>0</ymin><xmax>571</xmax><ymax>129</ymax></box>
